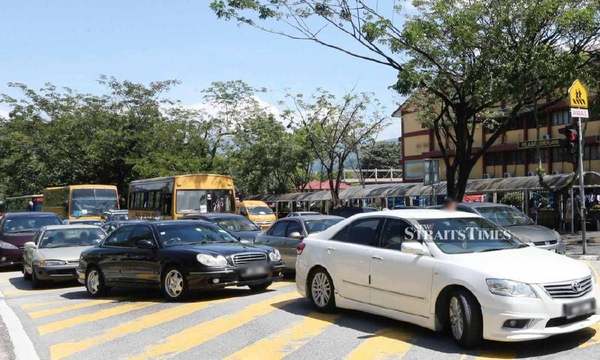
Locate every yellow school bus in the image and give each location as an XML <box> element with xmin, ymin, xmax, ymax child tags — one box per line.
<box><xmin>43</xmin><ymin>185</ymin><xmax>119</xmax><ymax>222</ymax></box>
<box><xmin>128</xmin><ymin>174</ymin><xmax>236</xmax><ymax>220</ymax></box>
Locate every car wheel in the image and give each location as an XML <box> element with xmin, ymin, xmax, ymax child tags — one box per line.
<box><xmin>31</xmin><ymin>266</ymin><xmax>43</xmax><ymax>288</ymax></box>
<box><xmin>248</xmin><ymin>281</ymin><xmax>272</xmax><ymax>292</ymax></box>
<box><xmin>23</xmin><ymin>266</ymin><xmax>31</xmax><ymax>281</ymax></box>
<box><xmin>308</xmin><ymin>268</ymin><xmax>336</xmax><ymax>312</ymax></box>
<box><xmin>448</xmin><ymin>290</ymin><xmax>482</xmax><ymax>348</ymax></box>
<box><xmin>85</xmin><ymin>267</ymin><xmax>108</xmax><ymax>297</ymax></box>
<box><xmin>162</xmin><ymin>267</ymin><xmax>188</xmax><ymax>301</ymax></box>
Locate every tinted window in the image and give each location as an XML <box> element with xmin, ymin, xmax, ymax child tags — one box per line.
<box><xmin>215</xmin><ymin>217</ymin><xmax>259</xmax><ymax>232</ymax></box>
<box><xmin>333</xmin><ymin>218</ymin><xmax>381</xmax><ymax>246</ymax></box>
<box><xmin>2</xmin><ymin>216</ymin><xmax>61</xmax><ymax>233</ymax></box>
<box><xmin>157</xmin><ymin>223</ymin><xmax>237</xmax><ymax>247</ymax></box>
<box><xmin>285</xmin><ymin>221</ymin><xmax>303</xmax><ymax>237</ymax></box>
<box><xmin>104</xmin><ymin>226</ymin><xmax>134</xmax><ymax>247</ymax></box>
<box><xmin>129</xmin><ymin>226</ymin><xmax>154</xmax><ymax>245</ymax></box>
<box><xmin>269</xmin><ymin>221</ymin><xmax>287</xmax><ymax>237</ymax></box>
<box><xmin>39</xmin><ymin>228</ymin><xmax>105</xmax><ymax>248</ymax></box>
<box><xmin>304</xmin><ymin>218</ymin><xmax>342</xmax><ymax>234</ymax></box>
<box><xmin>380</xmin><ymin>219</ymin><xmax>411</xmax><ymax>250</ymax></box>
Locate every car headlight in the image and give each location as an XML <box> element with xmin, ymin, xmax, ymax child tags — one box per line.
<box><xmin>0</xmin><ymin>241</ymin><xmax>18</xmax><ymax>250</ymax></box>
<box><xmin>486</xmin><ymin>278</ymin><xmax>537</xmax><ymax>298</ymax></box>
<box><xmin>196</xmin><ymin>254</ymin><xmax>228</xmax><ymax>267</ymax></box>
<box><xmin>41</xmin><ymin>260</ymin><xmax>68</xmax><ymax>267</ymax></box>
<box><xmin>269</xmin><ymin>249</ymin><xmax>281</xmax><ymax>262</ymax></box>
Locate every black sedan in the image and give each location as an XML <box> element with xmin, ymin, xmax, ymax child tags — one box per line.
<box><xmin>182</xmin><ymin>212</ymin><xmax>261</xmax><ymax>244</ymax></box>
<box><xmin>77</xmin><ymin>220</ymin><xmax>284</xmax><ymax>301</ymax></box>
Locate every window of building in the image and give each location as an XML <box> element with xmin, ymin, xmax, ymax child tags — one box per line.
<box><xmin>551</xmin><ymin>110</ymin><xmax>571</xmax><ymax>126</ymax></box>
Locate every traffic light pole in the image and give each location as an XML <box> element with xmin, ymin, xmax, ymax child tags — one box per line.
<box><xmin>576</xmin><ymin>116</ymin><xmax>587</xmax><ymax>254</ymax></box>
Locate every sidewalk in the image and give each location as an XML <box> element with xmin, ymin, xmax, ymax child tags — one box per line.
<box><xmin>562</xmin><ymin>231</ymin><xmax>600</xmax><ymax>260</ymax></box>
<box><xmin>0</xmin><ymin>315</ymin><xmax>15</xmax><ymax>360</ymax></box>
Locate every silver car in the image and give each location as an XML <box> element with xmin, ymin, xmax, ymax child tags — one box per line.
<box><xmin>23</xmin><ymin>225</ymin><xmax>105</xmax><ymax>287</ymax></box>
<box><xmin>456</xmin><ymin>202</ymin><xmax>563</xmax><ymax>252</ymax></box>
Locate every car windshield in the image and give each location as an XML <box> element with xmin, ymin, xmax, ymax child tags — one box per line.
<box><xmin>3</xmin><ymin>216</ymin><xmax>61</xmax><ymax>233</ymax></box>
<box><xmin>416</xmin><ymin>217</ymin><xmax>525</xmax><ymax>254</ymax></box>
<box><xmin>39</xmin><ymin>228</ymin><xmax>104</xmax><ymax>248</ymax></box>
<box><xmin>157</xmin><ymin>223</ymin><xmax>238</xmax><ymax>247</ymax></box>
<box><xmin>476</xmin><ymin>206</ymin><xmax>532</xmax><ymax>226</ymax></box>
<box><xmin>304</xmin><ymin>218</ymin><xmax>342</xmax><ymax>234</ymax></box>
<box><xmin>247</xmin><ymin>206</ymin><xmax>273</xmax><ymax>215</ymax></box>
<box><xmin>215</xmin><ymin>218</ymin><xmax>259</xmax><ymax>232</ymax></box>
<box><xmin>176</xmin><ymin>190</ymin><xmax>234</xmax><ymax>213</ymax></box>
<box><xmin>71</xmin><ymin>189</ymin><xmax>118</xmax><ymax>217</ymax></box>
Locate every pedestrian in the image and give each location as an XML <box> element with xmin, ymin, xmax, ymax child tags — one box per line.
<box><xmin>442</xmin><ymin>197</ymin><xmax>458</xmax><ymax>211</ymax></box>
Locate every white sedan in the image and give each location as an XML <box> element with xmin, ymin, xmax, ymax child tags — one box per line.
<box><xmin>295</xmin><ymin>209</ymin><xmax>600</xmax><ymax>348</ymax></box>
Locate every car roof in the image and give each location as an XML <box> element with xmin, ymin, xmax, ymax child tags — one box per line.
<box><xmin>151</xmin><ymin>220</ymin><xmax>216</xmax><ymax>227</ymax></box>
<box><xmin>459</xmin><ymin>202</ymin><xmax>511</xmax><ymax>209</ymax></box>
<box><xmin>296</xmin><ymin>215</ymin><xmax>343</xmax><ymax>220</ymax></box>
<box><xmin>3</xmin><ymin>212</ymin><xmax>59</xmax><ymax>218</ymax></box>
<box><xmin>187</xmin><ymin>212</ymin><xmax>243</xmax><ymax>219</ymax></box>
<box><xmin>351</xmin><ymin>209</ymin><xmax>480</xmax><ymax>220</ymax></box>
<box><xmin>42</xmin><ymin>224</ymin><xmax>101</xmax><ymax>230</ymax></box>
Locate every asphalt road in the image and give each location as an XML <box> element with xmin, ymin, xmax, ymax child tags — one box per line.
<box><xmin>1</xmin><ymin>262</ymin><xmax>600</xmax><ymax>360</ymax></box>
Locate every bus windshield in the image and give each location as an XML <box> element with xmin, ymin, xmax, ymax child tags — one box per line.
<box><xmin>71</xmin><ymin>189</ymin><xmax>118</xmax><ymax>217</ymax></box>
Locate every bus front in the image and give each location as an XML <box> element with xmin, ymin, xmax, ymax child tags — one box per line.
<box><xmin>69</xmin><ymin>186</ymin><xmax>119</xmax><ymax>223</ymax></box>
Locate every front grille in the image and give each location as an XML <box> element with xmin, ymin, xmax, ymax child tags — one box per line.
<box><xmin>67</xmin><ymin>260</ymin><xmax>79</xmax><ymax>265</ymax></box>
<box><xmin>232</xmin><ymin>252</ymin><xmax>267</xmax><ymax>266</ymax></box>
<box><xmin>533</xmin><ymin>240</ymin><xmax>557</xmax><ymax>246</ymax></box>
<box><xmin>546</xmin><ymin>313</ymin><xmax>593</xmax><ymax>327</ymax></box>
<box><xmin>543</xmin><ymin>276</ymin><xmax>592</xmax><ymax>299</ymax></box>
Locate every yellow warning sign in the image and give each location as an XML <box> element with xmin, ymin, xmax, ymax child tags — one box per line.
<box><xmin>569</xmin><ymin>79</ymin><xmax>588</xmax><ymax>109</ymax></box>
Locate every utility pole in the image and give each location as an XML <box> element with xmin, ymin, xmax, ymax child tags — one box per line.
<box><xmin>576</xmin><ymin>116</ymin><xmax>586</xmax><ymax>254</ymax></box>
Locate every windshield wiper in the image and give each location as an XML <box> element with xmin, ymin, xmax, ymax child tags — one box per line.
<box><xmin>478</xmin><ymin>248</ymin><xmax>507</xmax><ymax>253</ymax></box>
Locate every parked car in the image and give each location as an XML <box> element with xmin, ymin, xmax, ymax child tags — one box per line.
<box><xmin>101</xmin><ymin>220</ymin><xmax>146</xmax><ymax>235</ymax></box>
<box><xmin>22</xmin><ymin>225</ymin><xmax>105</xmax><ymax>287</ymax></box>
<box><xmin>296</xmin><ymin>209</ymin><xmax>599</xmax><ymax>348</ymax></box>
<box><xmin>330</xmin><ymin>206</ymin><xmax>377</xmax><ymax>218</ymax></box>
<box><xmin>0</xmin><ymin>212</ymin><xmax>62</xmax><ymax>268</ymax></box>
<box><xmin>239</xmin><ymin>200</ymin><xmax>276</xmax><ymax>229</ymax></box>
<box><xmin>182</xmin><ymin>213</ymin><xmax>261</xmax><ymax>244</ymax></box>
<box><xmin>286</xmin><ymin>211</ymin><xmax>321</xmax><ymax>217</ymax></box>
<box><xmin>102</xmin><ymin>209</ymin><xmax>129</xmax><ymax>222</ymax></box>
<box><xmin>78</xmin><ymin>220</ymin><xmax>285</xmax><ymax>301</ymax></box>
<box><xmin>454</xmin><ymin>202</ymin><xmax>563</xmax><ymax>252</ymax></box>
<box><xmin>255</xmin><ymin>215</ymin><xmax>343</xmax><ymax>271</ymax></box>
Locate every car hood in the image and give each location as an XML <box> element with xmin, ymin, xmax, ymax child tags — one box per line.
<box><xmin>36</xmin><ymin>246</ymin><xmax>94</xmax><ymax>262</ymax></box>
<box><xmin>165</xmin><ymin>243</ymin><xmax>270</xmax><ymax>256</ymax></box>
<box><xmin>506</xmin><ymin>224</ymin><xmax>559</xmax><ymax>243</ymax></box>
<box><xmin>448</xmin><ymin>246</ymin><xmax>590</xmax><ymax>284</ymax></box>
<box><xmin>1</xmin><ymin>232</ymin><xmax>36</xmax><ymax>247</ymax></box>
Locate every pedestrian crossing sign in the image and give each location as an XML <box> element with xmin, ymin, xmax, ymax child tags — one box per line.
<box><xmin>569</xmin><ymin>79</ymin><xmax>588</xmax><ymax>109</ymax></box>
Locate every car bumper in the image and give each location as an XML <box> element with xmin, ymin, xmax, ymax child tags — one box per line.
<box><xmin>186</xmin><ymin>264</ymin><xmax>286</xmax><ymax>290</ymax></box>
<box><xmin>481</xmin><ymin>287</ymin><xmax>600</xmax><ymax>341</ymax></box>
<box><xmin>36</xmin><ymin>265</ymin><xmax>78</xmax><ymax>281</ymax></box>
<box><xmin>0</xmin><ymin>248</ymin><xmax>23</xmax><ymax>267</ymax></box>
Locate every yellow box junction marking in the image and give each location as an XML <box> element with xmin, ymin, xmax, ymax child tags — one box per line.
<box><xmin>28</xmin><ymin>299</ymin><xmax>117</xmax><ymax>319</ymax></box>
<box><xmin>128</xmin><ymin>291</ymin><xmax>300</xmax><ymax>360</ymax></box>
<box><xmin>225</xmin><ymin>312</ymin><xmax>339</xmax><ymax>360</ymax></box>
<box><xmin>345</xmin><ymin>327</ymin><xmax>413</xmax><ymax>360</ymax></box>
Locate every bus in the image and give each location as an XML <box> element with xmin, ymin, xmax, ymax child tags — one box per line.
<box><xmin>128</xmin><ymin>174</ymin><xmax>236</xmax><ymax>220</ymax></box>
<box><xmin>2</xmin><ymin>194</ymin><xmax>44</xmax><ymax>213</ymax></box>
<box><xmin>43</xmin><ymin>185</ymin><xmax>119</xmax><ymax>222</ymax></box>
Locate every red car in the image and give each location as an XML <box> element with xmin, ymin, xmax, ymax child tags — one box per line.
<box><xmin>0</xmin><ymin>212</ymin><xmax>62</xmax><ymax>268</ymax></box>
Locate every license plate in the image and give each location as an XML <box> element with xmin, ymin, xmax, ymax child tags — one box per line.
<box><xmin>243</xmin><ymin>266</ymin><xmax>267</xmax><ymax>277</ymax></box>
<box><xmin>564</xmin><ymin>299</ymin><xmax>596</xmax><ymax>319</ymax></box>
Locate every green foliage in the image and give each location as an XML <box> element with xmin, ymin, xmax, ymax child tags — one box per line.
<box><xmin>360</xmin><ymin>141</ymin><xmax>402</xmax><ymax>169</ymax></box>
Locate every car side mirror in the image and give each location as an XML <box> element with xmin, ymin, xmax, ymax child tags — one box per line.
<box><xmin>401</xmin><ymin>242</ymin><xmax>429</xmax><ymax>256</ymax></box>
<box><xmin>288</xmin><ymin>231</ymin><xmax>303</xmax><ymax>240</ymax></box>
<box><xmin>24</xmin><ymin>241</ymin><xmax>36</xmax><ymax>249</ymax></box>
<box><xmin>136</xmin><ymin>239</ymin><xmax>156</xmax><ymax>249</ymax></box>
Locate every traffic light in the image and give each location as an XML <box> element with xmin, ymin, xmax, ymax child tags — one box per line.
<box><xmin>559</xmin><ymin>125</ymin><xmax>578</xmax><ymax>156</ymax></box>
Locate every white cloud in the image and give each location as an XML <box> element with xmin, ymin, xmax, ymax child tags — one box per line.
<box><xmin>177</xmin><ymin>95</ymin><xmax>282</xmax><ymax>118</ymax></box>
<box><xmin>0</xmin><ymin>104</ymin><xmax>10</xmax><ymax>118</ymax></box>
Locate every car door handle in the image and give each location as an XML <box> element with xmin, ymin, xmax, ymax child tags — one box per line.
<box><xmin>371</xmin><ymin>255</ymin><xmax>383</xmax><ymax>261</ymax></box>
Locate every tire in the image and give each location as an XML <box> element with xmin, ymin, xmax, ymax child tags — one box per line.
<box><xmin>248</xmin><ymin>281</ymin><xmax>272</xmax><ymax>292</ymax></box>
<box><xmin>23</xmin><ymin>266</ymin><xmax>31</xmax><ymax>281</ymax></box>
<box><xmin>308</xmin><ymin>268</ymin><xmax>336</xmax><ymax>312</ymax></box>
<box><xmin>161</xmin><ymin>267</ymin><xmax>188</xmax><ymax>301</ymax></box>
<box><xmin>31</xmin><ymin>266</ymin><xmax>43</xmax><ymax>289</ymax></box>
<box><xmin>85</xmin><ymin>267</ymin><xmax>108</xmax><ymax>297</ymax></box>
<box><xmin>448</xmin><ymin>290</ymin><xmax>482</xmax><ymax>348</ymax></box>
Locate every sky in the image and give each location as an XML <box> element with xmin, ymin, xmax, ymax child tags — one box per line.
<box><xmin>0</xmin><ymin>1</ymin><xmax>404</xmax><ymax>139</ymax></box>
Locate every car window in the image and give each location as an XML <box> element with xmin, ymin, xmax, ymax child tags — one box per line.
<box><xmin>2</xmin><ymin>216</ymin><xmax>61</xmax><ymax>233</ymax></box>
<box><xmin>380</xmin><ymin>219</ymin><xmax>412</xmax><ymax>250</ymax></box>
<box><xmin>285</xmin><ymin>221</ymin><xmax>303</xmax><ymax>237</ymax></box>
<box><xmin>332</xmin><ymin>218</ymin><xmax>381</xmax><ymax>246</ymax></box>
<box><xmin>39</xmin><ymin>228</ymin><xmax>105</xmax><ymax>248</ymax></box>
<box><xmin>269</xmin><ymin>221</ymin><xmax>287</xmax><ymax>237</ymax></box>
<box><xmin>129</xmin><ymin>225</ymin><xmax>155</xmax><ymax>245</ymax></box>
<box><xmin>103</xmin><ymin>226</ymin><xmax>134</xmax><ymax>247</ymax></box>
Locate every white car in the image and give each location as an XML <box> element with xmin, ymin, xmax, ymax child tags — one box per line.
<box><xmin>295</xmin><ymin>209</ymin><xmax>600</xmax><ymax>348</ymax></box>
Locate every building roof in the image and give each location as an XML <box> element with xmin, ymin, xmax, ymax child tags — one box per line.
<box><xmin>304</xmin><ymin>180</ymin><xmax>352</xmax><ymax>191</ymax></box>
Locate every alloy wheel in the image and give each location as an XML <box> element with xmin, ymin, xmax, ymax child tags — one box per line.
<box><xmin>449</xmin><ymin>296</ymin><xmax>464</xmax><ymax>340</ymax></box>
<box><xmin>165</xmin><ymin>269</ymin><xmax>184</xmax><ymax>298</ymax></box>
<box><xmin>87</xmin><ymin>269</ymin><xmax>100</xmax><ymax>295</ymax></box>
<box><xmin>311</xmin><ymin>272</ymin><xmax>331</xmax><ymax>308</ymax></box>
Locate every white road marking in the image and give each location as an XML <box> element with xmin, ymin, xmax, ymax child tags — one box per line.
<box><xmin>0</xmin><ymin>288</ymin><xmax>40</xmax><ymax>360</ymax></box>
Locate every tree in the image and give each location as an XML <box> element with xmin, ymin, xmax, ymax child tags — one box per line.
<box><xmin>360</xmin><ymin>141</ymin><xmax>402</xmax><ymax>169</ymax></box>
<box><xmin>285</xmin><ymin>90</ymin><xmax>387</xmax><ymax>208</ymax></box>
<box><xmin>210</xmin><ymin>0</ymin><xmax>600</xmax><ymax>200</ymax></box>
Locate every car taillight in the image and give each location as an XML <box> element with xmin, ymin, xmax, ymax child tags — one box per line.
<box><xmin>296</xmin><ymin>242</ymin><xmax>306</xmax><ymax>255</ymax></box>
